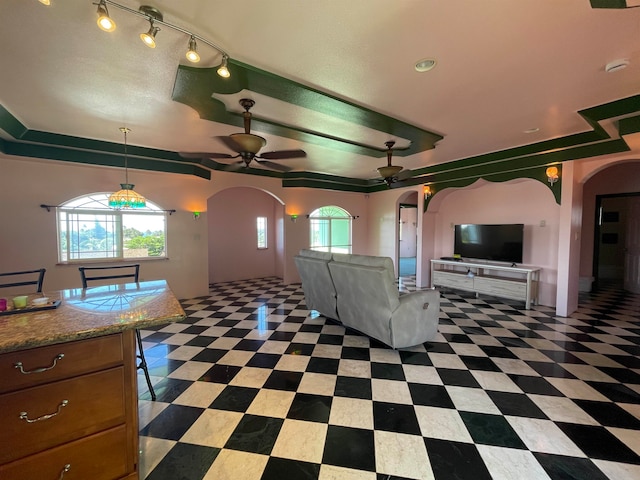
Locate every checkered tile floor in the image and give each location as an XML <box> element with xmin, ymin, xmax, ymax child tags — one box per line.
<box><xmin>137</xmin><ymin>277</ymin><xmax>640</xmax><ymax>479</ymax></box>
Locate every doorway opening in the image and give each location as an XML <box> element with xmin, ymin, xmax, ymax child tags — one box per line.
<box><xmin>398</xmin><ymin>202</ymin><xmax>417</xmax><ymax>277</ymax></box>
<box><xmin>593</xmin><ymin>192</ymin><xmax>640</xmax><ymax>293</ymax></box>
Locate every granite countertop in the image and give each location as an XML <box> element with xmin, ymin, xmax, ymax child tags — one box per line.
<box><xmin>0</xmin><ymin>280</ymin><xmax>186</xmax><ymax>354</ymax></box>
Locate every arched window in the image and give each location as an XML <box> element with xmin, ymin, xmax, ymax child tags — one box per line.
<box><xmin>309</xmin><ymin>205</ymin><xmax>352</xmax><ymax>253</ymax></box>
<box><xmin>57</xmin><ymin>193</ymin><xmax>167</xmax><ymax>262</ymax></box>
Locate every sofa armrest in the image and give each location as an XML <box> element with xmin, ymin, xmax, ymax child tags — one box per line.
<box><xmin>390</xmin><ymin>289</ymin><xmax>441</xmax><ymax>348</ymax></box>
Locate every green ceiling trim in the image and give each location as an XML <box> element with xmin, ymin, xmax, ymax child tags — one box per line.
<box><xmin>282</xmin><ymin>178</ymin><xmax>370</xmax><ymax>193</ymax></box>
<box><xmin>173</xmin><ymin>60</ymin><xmax>443</xmax><ymax>157</ymax></box>
<box><xmin>0</xmin><ymin>105</ymin><xmax>28</xmax><ymax>139</ymax></box>
<box><xmin>0</xmin><ymin>139</ymin><xmax>211</xmax><ymax>180</ymax></box>
<box><xmin>618</xmin><ymin>114</ymin><xmax>640</xmax><ymax>136</ymax></box>
<box><xmin>590</xmin><ymin>0</ymin><xmax>632</xmax><ymax>8</ymax></box>
<box><xmin>0</xmin><ymin>87</ymin><xmax>639</xmax><ymax>194</ymax></box>
<box><xmin>423</xmin><ymin>164</ymin><xmax>562</xmax><ymax>212</ymax></box>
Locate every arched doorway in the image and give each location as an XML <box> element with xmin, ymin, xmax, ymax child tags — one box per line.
<box><xmin>207</xmin><ymin>187</ymin><xmax>285</xmax><ymax>284</ymax></box>
<box><xmin>397</xmin><ymin>191</ymin><xmax>418</xmax><ymax>278</ymax></box>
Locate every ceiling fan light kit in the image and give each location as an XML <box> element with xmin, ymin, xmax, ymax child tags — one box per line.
<box><xmin>180</xmin><ymin>98</ymin><xmax>306</xmax><ymax>172</ymax></box>
<box><xmin>377</xmin><ymin>140</ymin><xmax>404</xmax><ymax>187</ymax></box>
<box><xmin>94</xmin><ymin>1</ymin><xmax>231</xmax><ymax>77</ymax></box>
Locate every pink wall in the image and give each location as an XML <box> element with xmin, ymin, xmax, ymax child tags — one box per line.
<box><xmin>208</xmin><ymin>187</ymin><xmax>282</xmax><ymax>283</ymax></box>
<box><xmin>422</xmin><ymin>178</ymin><xmax>560</xmax><ymax>307</ymax></box>
<box><xmin>580</xmin><ymin>161</ymin><xmax>640</xmax><ymax>279</ymax></box>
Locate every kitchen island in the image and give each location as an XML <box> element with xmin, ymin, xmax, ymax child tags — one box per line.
<box><xmin>0</xmin><ymin>280</ymin><xmax>186</xmax><ymax>480</ymax></box>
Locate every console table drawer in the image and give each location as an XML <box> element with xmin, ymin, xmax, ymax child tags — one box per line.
<box><xmin>0</xmin><ymin>367</ymin><xmax>126</xmax><ymax>463</ymax></box>
<box><xmin>0</xmin><ymin>425</ymin><xmax>130</xmax><ymax>480</ymax></box>
<box><xmin>474</xmin><ymin>276</ymin><xmax>527</xmax><ymax>299</ymax></box>
<box><xmin>432</xmin><ymin>271</ymin><xmax>474</xmax><ymax>290</ymax></box>
<box><xmin>0</xmin><ymin>334</ymin><xmax>124</xmax><ymax>394</ymax></box>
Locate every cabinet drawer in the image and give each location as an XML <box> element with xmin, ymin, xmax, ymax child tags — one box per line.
<box><xmin>474</xmin><ymin>276</ymin><xmax>527</xmax><ymax>299</ymax></box>
<box><xmin>0</xmin><ymin>334</ymin><xmax>124</xmax><ymax>394</ymax></box>
<box><xmin>0</xmin><ymin>367</ymin><xmax>126</xmax><ymax>463</ymax></box>
<box><xmin>0</xmin><ymin>425</ymin><xmax>133</xmax><ymax>480</ymax></box>
<box><xmin>432</xmin><ymin>271</ymin><xmax>474</xmax><ymax>290</ymax></box>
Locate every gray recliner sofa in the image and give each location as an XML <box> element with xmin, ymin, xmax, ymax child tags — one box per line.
<box><xmin>294</xmin><ymin>250</ymin><xmax>440</xmax><ymax>348</ymax></box>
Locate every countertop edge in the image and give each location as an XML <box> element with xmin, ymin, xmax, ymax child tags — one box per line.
<box><xmin>0</xmin><ymin>313</ymin><xmax>186</xmax><ymax>354</ymax></box>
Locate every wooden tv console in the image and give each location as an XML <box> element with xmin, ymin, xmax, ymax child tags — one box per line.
<box><xmin>431</xmin><ymin>259</ymin><xmax>540</xmax><ymax>309</ymax></box>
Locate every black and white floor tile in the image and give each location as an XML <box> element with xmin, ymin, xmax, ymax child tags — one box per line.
<box><xmin>137</xmin><ymin>277</ymin><xmax>640</xmax><ymax>479</ymax></box>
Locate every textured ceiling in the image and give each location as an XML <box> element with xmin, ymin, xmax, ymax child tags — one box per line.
<box><xmin>1</xmin><ymin>0</ymin><xmax>639</xmax><ymax>189</ymax></box>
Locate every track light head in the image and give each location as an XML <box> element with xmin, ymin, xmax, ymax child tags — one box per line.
<box><xmin>140</xmin><ymin>22</ymin><xmax>160</xmax><ymax>48</ymax></box>
<box><xmin>186</xmin><ymin>36</ymin><xmax>200</xmax><ymax>63</ymax></box>
<box><xmin>217</xmin><ymin>54</ymin><xmax>230</xmax><ymax>78</ymax></box>
<box><xmin>39</xmin><ymin>0</ymin><xmax>51</xmax><ymax>5</ymax></box>
<box><xmin>138</xmin><ymin>5</ymin><xmax>163</xmax><ymax>48</ymax></box>
<box><xmin>96</xmin><ymin>0</ymin><xmax>116</xmax><ymax>32</ymax></box>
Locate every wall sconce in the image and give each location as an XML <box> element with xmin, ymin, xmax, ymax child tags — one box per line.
<box><xmin>193</xmin><ymin>211</ymin><xmax>200</xmax><ymax>220</ymax></box>
<box><xmin>423</xmin><ymin>185</ymin><xmax>433</xmax><ymax>199</ymax></box>
<box><xmin>546</xmin><ymin>166</ymin><xmax>559</xmax><ymax>186</ymax></box>
<box><xmin>290</xmin><ymin>214</ymin><xmax>298</xmax><ymax>223</ymax></box>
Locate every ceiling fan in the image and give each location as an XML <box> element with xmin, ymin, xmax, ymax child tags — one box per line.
<box><xmin>377</xmin><ymin>141</ymin><xmax>411</xmax><ymax>187</ymax></box>
<box><xmin>180</xmin><ymin>98</ymin><xmax>306</xmax><ymax>172</ymax></box>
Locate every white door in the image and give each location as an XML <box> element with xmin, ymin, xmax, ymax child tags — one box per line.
<box><xmin>624</xmin><ymin>196</ymin><xmax>640</xmax><ymax>293</ymax></box>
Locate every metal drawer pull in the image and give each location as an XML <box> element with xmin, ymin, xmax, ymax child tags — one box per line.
<box><xmin>14</xmin><ymin>353</ymin><xmax>65</xmax><ymax>374</ymax></box>
<box><xmin>19</xmin><ymin>399</ymin><xmax>68</xmax><ymax>423</ymax></box>
<box><xmin>58</xmin><ymin>464</ymin><xmax>71</xmax><ymax>480</ymax></box>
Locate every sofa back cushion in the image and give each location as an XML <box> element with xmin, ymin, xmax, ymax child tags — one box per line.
<box><xmin>294</xmin><ymin>251</ymin><xmax>338</xmax><ymax>320</ymax></box>
<box><xmin>332</xmin><ymin>253</ymin><xmax>396</xmax><ymax>284</ymax></box>
<box><xmin>299</xmin><ymin>249</ymin><xmax>333</xmax><ymax>261</ymax></box>
<box><xmin>328</xmin><ymin>261</ymin><xmax>400</xmax><ymax>345</ymax></box>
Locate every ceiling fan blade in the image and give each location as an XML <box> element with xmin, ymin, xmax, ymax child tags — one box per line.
<box><xmin>255</xmin><ymin>160</ymin><xmax>293</xmax><ymax>172</ymax></box>
<box><xmin>259</xmin><ymin>149</ymin><xmax>307</xmax><ymax>160</ymax></box>
<box><xmin>219</xmin><ymin>161</ymin><xmax>245</xmax><ymax>172</ymax></box>
<box><xmin>214</xmin><ymin>136</ymin><xmax>243</xmax><ymax>152</ymax></box>
<box><xmin>179</xmin><ymin>151</ymin><xmax>236</xmax><ymax>159</ymax></box>
<box><xmin>396</xmin><ymin>169</ymin><xmax>413</xmax><ymax>181</ymax></box>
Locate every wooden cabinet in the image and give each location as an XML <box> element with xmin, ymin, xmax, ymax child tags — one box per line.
<box><xmin>431</xmin><ymin>259</ymin><xmax>540</xmax><ymax>309</ymax></box>
<box><xmin>0</xmin><ymin>332</ymin><xmax>138</xmax><ymax>480</ymax></box>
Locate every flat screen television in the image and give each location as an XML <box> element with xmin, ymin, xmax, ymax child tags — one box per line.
<box><xmin>454</xmin><ymin>223</ymin><xmax>524</xmax><ymax>264</ymax></box>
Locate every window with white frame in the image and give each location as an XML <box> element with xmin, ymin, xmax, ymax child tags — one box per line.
<box><xmin>57</xmin><ymin>193</ymin><xmax>167</xmax><ymax>262</ymax></box>
<box><xmin>257</xmin><ymin>216</ymin><xmax>267</xmax><ymax>249</ymax></box>
<box><xmin>309</xmin><ymin>205</ymin><xmax>352</xmax><ymax>253</ymax></box>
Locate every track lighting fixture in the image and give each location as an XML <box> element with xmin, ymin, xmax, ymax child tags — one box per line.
<box><xmin>138</xmin><ymin>5</ymin><xmax>162</xmax><ymax>48</ymax></box>
<box><xmin>217</xmin><ymin>54</ymin><xmax>231</xmax><ymax>78</ymax></box>
<box><xmin>96</xmin><ymin>0</ymin><xmax>116</xmax><ymax>32</ymax></box>
<box><xmin>186</xmin><ymin>36</ymin><xmax>200</xmax><ymax>63</ymax></box>
<box><xmin>140</xmin><ymin>21</ymin><xmax>160</xmax><ymax>48</ymax></box>
<box><xmin>93</xmin><ymin>1</ymin><xmax>231</xmax><ymax>77</ymax></box>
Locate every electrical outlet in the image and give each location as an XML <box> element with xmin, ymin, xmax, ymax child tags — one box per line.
<box><xmin>540</xmin><ymin>220</ymin><xmax>546</xmax><ymax>227</ymax></box>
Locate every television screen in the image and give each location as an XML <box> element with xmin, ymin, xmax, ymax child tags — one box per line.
<box><xmin>454</xmin><ymin>224</ymin><xmax>524</xmax><ymax>264</ymax></box>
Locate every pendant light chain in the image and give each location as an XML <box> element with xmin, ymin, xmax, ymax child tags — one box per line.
<box><xmin>121</xmin><ymin>126</ymin><xmax>130</xmax><ymax>185</ymax></box>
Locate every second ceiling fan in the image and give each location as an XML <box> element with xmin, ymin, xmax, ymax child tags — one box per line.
<box><xmin>181</xmin><ymin>98</ymin><xmax>306</xmax><ymax>172</ymax></box>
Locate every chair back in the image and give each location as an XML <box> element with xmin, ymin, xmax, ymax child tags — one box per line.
<box><xmin>79</xmin><ymin>264</ymin><xmax>140</xmax><ymax>289</ymax></box>
<box><xmin>0</xmin><ymin>269</ymin><xmax>46</xmax><ymax>293</ymax></box>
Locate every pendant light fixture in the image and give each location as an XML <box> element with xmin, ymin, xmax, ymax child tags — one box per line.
<box><xmin>108</xmin><ymin>127</ymin><xmax>146</xmax><ymax>209</ymax></box>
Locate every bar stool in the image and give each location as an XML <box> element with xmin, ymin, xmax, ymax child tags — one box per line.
<box><xmin>78</xmin><ymin>264</ymin><xmax>156</xmax><ymax>401</ymax></box>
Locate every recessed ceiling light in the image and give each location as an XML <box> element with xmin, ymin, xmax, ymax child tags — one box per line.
<box><xmin>415</xmin><ymin>58</ymin><xmax>437</xmax><ymax>72</ymax></box>
<box><xmin>605</xmin><ymin>59</ymin><xmax>629</xmax><ymax>73</ymax></box>
<box><xmin>523</xmin><ymin>127</ymin><xmax>539</xmax><ymax>134</ymax></box>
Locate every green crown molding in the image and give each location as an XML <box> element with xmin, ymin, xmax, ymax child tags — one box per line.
<box><xmin>590</xmin><ymin>0</ymin><xmax>636</xmax><ymax>8</ymax></box>
<box><xmin>423</xmin><ymin>164</ymin><xmax>563</xmax><ymax>212</ymax></box>
<box><xmin>0</xmin><ymin>89</ymin><xmax>639</xmax><ymax>194</ymax></box>
<box><xmin>172</xmin><ymin>60</ymin><xmax>443</xmax><ymax>157</ymax></box>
